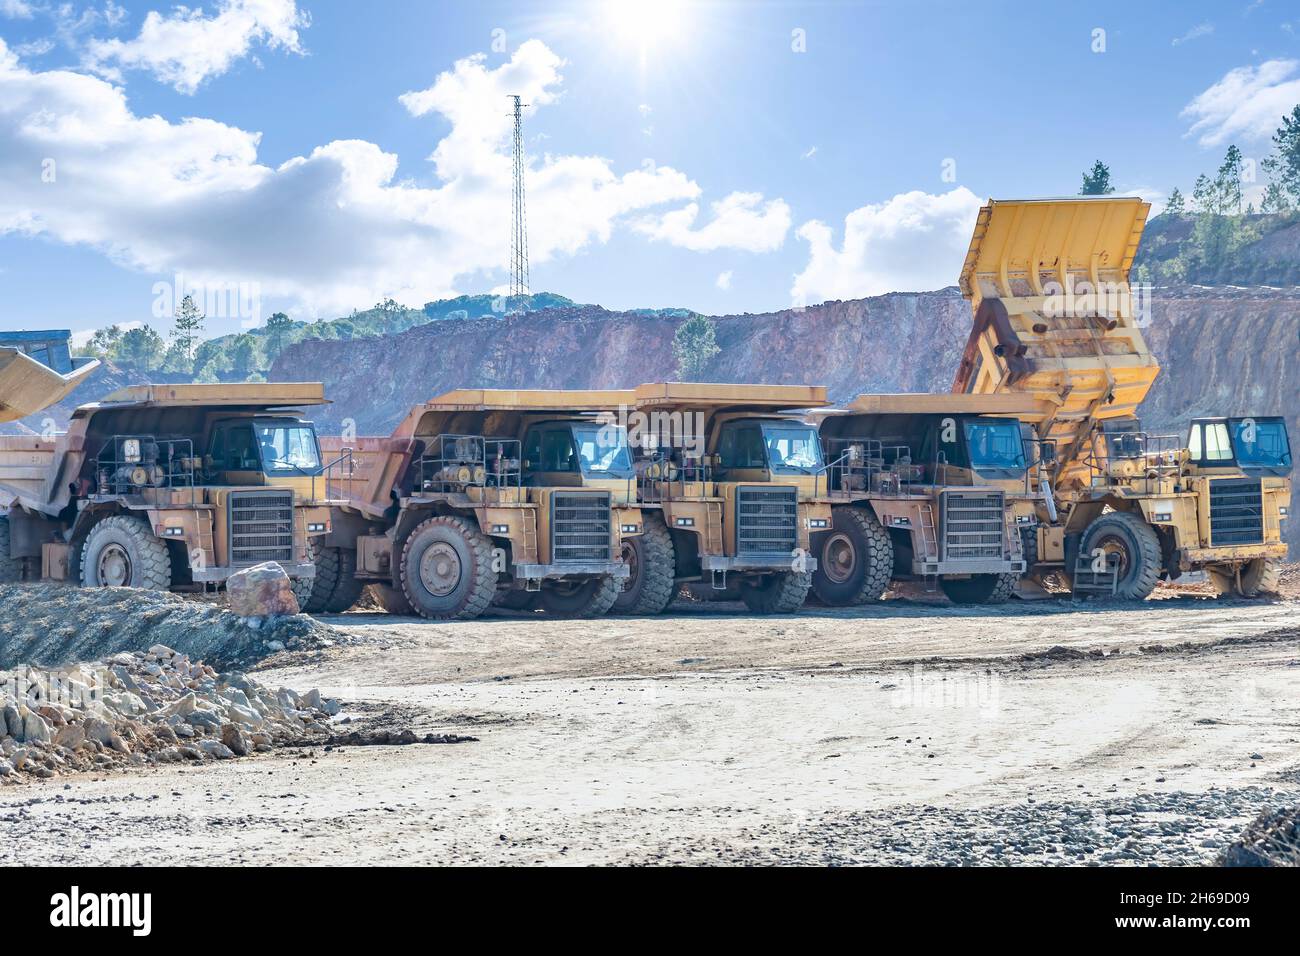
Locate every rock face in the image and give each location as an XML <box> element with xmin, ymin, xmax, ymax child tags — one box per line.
<box><xmin>222</xmin><ymin>563</ymin><xmax>301</xmax><ymax>619</ymax></box>
<box><xmin>269</xmin><ymin>286</ymin><xmax>1297</xmax><ymax>551</ymax></box>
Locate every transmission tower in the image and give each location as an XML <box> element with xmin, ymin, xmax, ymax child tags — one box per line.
<box><xmin>508</xmin><ymin>94</ymin><xmax>530</xmax><ymax>298</ymax></box>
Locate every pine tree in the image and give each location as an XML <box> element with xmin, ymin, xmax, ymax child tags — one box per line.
<box><xmin>118</xmin><ymin>326</ymin><xmax>164</xmax><ymax>372</ymax></box>
<box><xmin>1080</xmin><ymin>160</ymin><xmax>1115</xmax><ymax>195</ymax></box>
<box><xmin>672</xmin><ymin>314</ymin><xmax>721</xmax><ymax>380</ymax></box>
<box><xmin>1216</xmin><ymin>145</ymin><xmax>1244</xmax><ymax>214</ymax></box>
<box><xmin>1164</xmin><ymin>188</ymin><xmax>1186</xmax><ymax>217</ymax></box>
<box><xmin>264</xmin><ymin>311</ymin><xmax>294</xmax><ymax>359</ymax></box>
<box><xmin>1261</xmin><ymin>105</ymin><xmax>1300</xmax><ymax>205</ymax></box>
<box><xmin>171</xmin><ymin>294</ymin><xmax>205</xmax><ymax>366</ymax></box>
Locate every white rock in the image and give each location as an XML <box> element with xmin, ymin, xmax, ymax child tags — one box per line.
<box><xmin>22</xmin><ymin>712</ymin><xmax>50</xmax><ymax>744</ymax></box>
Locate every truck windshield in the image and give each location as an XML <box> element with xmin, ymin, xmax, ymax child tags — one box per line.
<box><xmin>1231</xmin><ymin>419</ymin><xmax>1292</xmax><ymax>470</ymax></box>
<box><xmin>762</xmin><ymin>423</ymin><xmax>824</xmax><ymax>475</ymax></box>
<box><xmin>257</xmin><ymin>423</ymin><xmax>322</xmax><ymax>475</ymax></box>
<box><xmin>963</xmin><ymin>420</ymin><xmax>1026</xmax><ymax>474</ymax></box>
<box><xmin>572</xmin><ymin>424</ymin><xmax>634</xmax><ymax>478</ymax></box>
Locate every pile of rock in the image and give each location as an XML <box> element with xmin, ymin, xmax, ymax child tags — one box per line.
<box><xmin>0</xmin><ymin>643</ymin><xmax>340</xmax><ymax>784</ymax></box>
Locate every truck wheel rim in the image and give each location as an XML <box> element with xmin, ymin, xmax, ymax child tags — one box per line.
<box><xmin>98</xmin><ymin>543</ymin><xmax>132</xmax><ymax>587</ymax></box>
<box><xmin>419</xmin><ymin>542</ymin><xmax>461</xmax><ymax>597</ymax></box>
<box><xmin>1095</xmin><ymin>535</ymin><xmax>1131</xmax><ymax>578</ymax></box>
<box><xmin>823</xmin><ymin>532</ymin><xmax>856</xmax><ymax>584</ymax></box>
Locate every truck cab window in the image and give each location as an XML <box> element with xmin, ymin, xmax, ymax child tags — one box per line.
<box><xmin>718</xmin><ymin>423</ymin><xmax>766</xmax><ymax>469</ymax></box>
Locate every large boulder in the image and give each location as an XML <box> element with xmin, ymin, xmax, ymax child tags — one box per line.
<box><xmin>226</xmin><ymin>562</ymin><xmax>301</xmax><ymax>618</ymax></box>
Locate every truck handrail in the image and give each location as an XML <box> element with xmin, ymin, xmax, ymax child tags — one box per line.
<box><xmin>94</xmin><ymin>435</ymin><xmax>199</xmax><ymax>508</ymax></box>
<box><xmin>414</xmin><ymin>433</ymin><xmax>523</xmax><ymax>501</ymax></box>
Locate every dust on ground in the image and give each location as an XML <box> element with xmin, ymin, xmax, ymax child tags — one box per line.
<box><xmin>2</xmin><ymin>586</ymin><xmax>1298</xmax><ymax>865</ymax></box>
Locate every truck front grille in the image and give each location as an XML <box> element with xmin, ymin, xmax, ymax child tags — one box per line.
<box><xmin>229</xmin><ymin>490</ymin><xmax>295</xmax><ymax>566</ymax></box>
<box><xmin>941</xmin><ymin>490</ymin><xmax>1006</xmax><ymax>561</ymax></box>
<box><xmin>1209</xmin><ymin>477</ymin><xmax>1264</xmax><ymax>545</ymax></box>
<box><xmin>736</xmin><ymin>486</ymin><xmax>798</xmax><ymax>556</ymax></box>
<box><xmin>552</xmin><ymin>492</ymin><xmax>611</xmax><ymax>563</ymax></box>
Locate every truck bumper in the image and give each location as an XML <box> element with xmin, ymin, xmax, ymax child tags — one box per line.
<box><xmin>513</xmin><ymin>561</ymin><xmax>630</xmax><ymax>581</ymax></box>
<box><xmin>192</xmin><ymin>561</ymin><xmax>316</xmax><ymax>584</ymax></box>
<box><xmin>701</xmin><ymin>553</ymin><xmax>818</xmax><ymax>573</ymax></box>
<box><xmin>1180</xmin><ymin>543</ymin><xmax>1289</xmax><ymax>568</ymax></box>
<box><xmin>914</xmin><ymin>558</ymin><xmax>1026</xmax><ymax>576</ymax></box>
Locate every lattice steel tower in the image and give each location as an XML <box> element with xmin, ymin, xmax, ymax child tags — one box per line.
<box><xmin>508</xmin><ymin>94</ymin><xmax>530</xmax><ymax>298</ymax></box>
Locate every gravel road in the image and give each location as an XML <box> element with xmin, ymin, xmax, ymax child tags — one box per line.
<box><xmin>3</xmin><ymin>592</ymin><xmax>1298</xmax><ymax>866</ymax></box>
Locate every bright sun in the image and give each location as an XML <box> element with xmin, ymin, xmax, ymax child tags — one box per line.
<box><xmin>602</xmin><ymin>0</ymin><xmax>689</xmax><ymax>51</ymax></box>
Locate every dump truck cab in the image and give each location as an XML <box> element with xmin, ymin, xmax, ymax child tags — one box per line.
<box><xmin>322</xmin><ymin>389</ymin><xmax>643</xmax><ymax>619</ymax></box>
<box><xmin>0</xmin><ymin>383</ymin><xmax>340</xmax><ymax>594</ymax></box>
<box><xmin>813</xmin><ymin>393</ymin><xmax>1036</xmax><ymax>606</ymax></box>
<box><xmin>623</xmin><ymin>383</ymin><xmax>831</xmax><ymax>614</ymax></box>
<box><xmin>953</xmin><ymin>196</ymin><xmax>1292</xmax><ymax>599</ymax></box>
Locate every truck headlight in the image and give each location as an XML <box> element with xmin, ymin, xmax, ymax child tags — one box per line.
<box><xmin>1280</xmin><ymin>506</ymin><xmax>1290</xmax><ymax>518</ymax></box>
<box><xmin>491</xmin><ymin>524</ymin><xmax>510</xmax><ymax>534</ymax></box>
<box><xmin>1152</xmin><ymin>513</ymin><xmax>1172</xmax><ymax>523</ymax></box>
<box><xmin>621</xmin><ymin>524</ymin><xmax>640</xmax><ymax>534</ymax></box>
<box><xmin>808</xmin><ymin>518</ymin><xmax>828</xmax><ymax>529</ymax></box>
<box><xmin>307</xmin><ymin>523</ymin><xmax>327</xmax><ymax>533</ymax></box>
<box><xmin>1015</xmin><ymin>515</ymin><xmax>1034</xmax><ymax>525</ymax></box>
<box><xmin>675</xmin><ymin>517</ymin><xmax>695</xmax><ymax>527</ymax></box>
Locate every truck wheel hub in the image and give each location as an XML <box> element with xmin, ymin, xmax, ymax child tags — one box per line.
<box><xmin>98</xmin><ymin>543</ymin><xmax>133</xmax><ymax>587</ymax></box>
<box><xmin>420</xmin><ymin>542</ymin><xmax>461</xmax><ymax>596</ymax></box>
<box><xmin>823</xmin><ymin>533</ymin><xmax>856</xmax><ymax>583</ymax></box>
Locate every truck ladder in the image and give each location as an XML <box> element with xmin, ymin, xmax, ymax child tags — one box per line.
<box><xmin>520</xmin><ymin>506</ymin><xmax>540</xmax><ymax>591</ymax></box>
<box><xmin>918</xmin><ymin>501</ymin><xmax>940</xmax><ymax>592</ymax></box>
<box><xmin>1071</xmin><ymin>553</ymin><xmax>1119</xmax><ymax>600</ymax></box>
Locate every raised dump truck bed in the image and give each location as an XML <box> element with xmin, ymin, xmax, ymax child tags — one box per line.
<box><xmin>0</xmin><ymin>347</ymin><xmax>100</xmax><ymax>424</ymax></box>
<box><xmin>951</xmin><ymin>197</ymin><xmax>1291</xmax><ymax>599</ymax></box>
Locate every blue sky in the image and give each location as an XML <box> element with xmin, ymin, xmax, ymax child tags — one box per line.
<box><xmin>1</xmin><ymin>0</ymin><xmax>1298</xmax><ymax>340</ymax></box>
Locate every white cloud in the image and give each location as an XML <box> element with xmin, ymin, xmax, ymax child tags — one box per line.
<box><xmin>715</xmin><ymin>270</ymin><xmax>732</xmax><ymax>290</ymax></box>
<box><xmin>801</xmin><ymin>146</ymin><xmax>817</xmax><ymax>159</ymax></box>
<box><xmin>791</xmin><ymin>187</ymin><xmax>982</xmax><ymax>304</ymax></box>
<box><xmin>0</xmin><ymin>38</ymin><xmax>700</xmax><ymax>316</ymax></box>
<box><xmin>633</xmin><ymin>191</ymin><xmax>791</xmax><ymax>253</ymax></box>
<box><xmin>1181</xmin><ymin>58</ymin><xmax>1300</xmax><ymax>147</ymax></box>
<box><xmin>1</xmin><ymin>0</ymin><xmax>34</xmax><ymax>20</ymax></box>
<box><xmin>1171</xmin><ymin>22</ymin><xmax>1214</xmax><ymax>46</ymax></box>
<box><xmin>84</xmin><ymin>0</ymin><xmax>308</xmax><ymax>94</ymax></box>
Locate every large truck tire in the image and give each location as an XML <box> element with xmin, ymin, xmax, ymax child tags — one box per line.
<box><xmin>0</xmin><ymin>516</ymin><xmax>23</xmax><ymax>583</ymax></box>
<box><xmin>1077</xmin><ymin>511</ymin><xmax>1161</xmax><ymax>601</ymax></box>
<box><xmin>295</xmin><ymin>538</ymin><xmax>339</xmax><ymax>613</ymax></box>
<box><xmin>538</xmin><ymin>575</ymin><xmax>621</xmax><ymax>618</ymax></box>
<box><xmin>80</xmin><ymin>515</ymin><xmax>173</xmax><ymax>591</ymax></box>
<box><xmin>611</xmin><ymin>513</ymin><xmax>677</xmax><ymax>615</ymax></box>
<box><xmin>940</xmin><ymin>573</ymin><xmax>1018</xmax><ymax>605</ymax></box>
<box><xmin>1209</xmin><ymin>559</ymin><xmax>1281</xmax><ymax>598</ymax></box>
<box><xmin>740</xmin><ymin>570</ymin><xmax>812</xmax><ymax>614</ymax></box>
<box><xmin>323</xmin><ymin>548</ymin><xmax>364</xmax><ymax>613</ymax></box>
<box><xmin>811</xmin><ymin>506</ymin><xmax>893</xmax><ymax>606</ymax></box>
<box><xmin>399</xmin><ymin>515</ymin><xmax>496</xmax><ymax>620</ymax></box>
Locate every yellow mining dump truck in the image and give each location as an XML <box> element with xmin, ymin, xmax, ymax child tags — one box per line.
<box><xmin>622</xmin><ymin>382</ymin><xmax>832</xmax><ymax>614</ymax></box>
<box><xmin>0</xmin><ymin>346</ymin><xmax>99</xmax><ymax>424</ymax></box>
<box><xmin>953</xmin><ymin>196</ymin><xmax>1292</xmax><ymax>599</ymax></box>
<box><xmin>0</xmin><ymin>383</ymin><xmax>343</xmax><ymax>595</ymax></box>
<box><xmin>318</xmin><ymin>389</ymin><xmax>644</xmax><ymax>619</ymax></box>
<box><xmin>812</xmin><ymin>393</ymin><xmax>1043</xmax><ymax>605</ymax></box>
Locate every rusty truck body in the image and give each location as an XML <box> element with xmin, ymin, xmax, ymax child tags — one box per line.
<box><xmin>319</xmin><ymin>389</ymin><xmax>644</xmax><ymax>619</ymax></box>
<box><xmin>0</xmin><ymin>383</ymin><xmax>341</xmax><ymax>595</ymax></box>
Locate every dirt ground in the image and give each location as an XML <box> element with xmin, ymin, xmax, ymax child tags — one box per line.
<box><xmin>3</xmin><ymin>584</ymin><xmax>1299</xmax><ymax>866</ymax></box>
